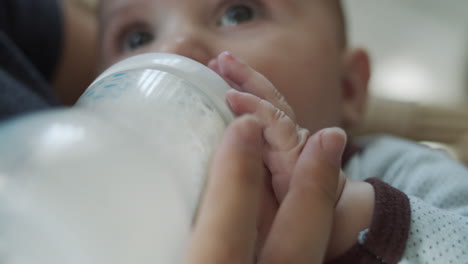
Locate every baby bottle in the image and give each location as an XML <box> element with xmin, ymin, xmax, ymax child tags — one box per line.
<box><xmin>0</xmin><ymin>53</ymin><xmax>233</xmax><ymax>264</ymax></box>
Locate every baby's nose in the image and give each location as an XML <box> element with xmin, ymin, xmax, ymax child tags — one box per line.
<box><xmin>159</xmin><ymin>34</ymin><xmax>213</xmax><ymax>66</ymax></box>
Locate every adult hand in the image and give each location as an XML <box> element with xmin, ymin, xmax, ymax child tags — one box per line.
<box><xmin>185</xmin><ymin>115</ymin><xmax>345</xmax><ymax>264</ymax></box>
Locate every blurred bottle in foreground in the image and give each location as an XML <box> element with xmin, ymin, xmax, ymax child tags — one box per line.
<box><xmin>0</xmin><ymin>53</ymin><xmax>233</xmax><ymax>264</ymax></box>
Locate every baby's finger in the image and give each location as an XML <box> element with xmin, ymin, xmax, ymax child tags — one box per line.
<box><xmin>186</xmin><ymin>116</ymin><xmax>264</xmax><ymax>264</ymax></box>
<box><xmin>216</xmin><ymin>51</ymin><xmax>295</xmax><ymax>120</ymax></box>
<box><xmin>259</xmin><ymin>128</ymin><xmax>347</xmax><ymax>264</ymax></box>
<box><xmin>227</xmin><ymin>89</ymin><xmax>307</xmax><ymax>153</ymax></box>
<box><xmin>208</xmin><ymin>58</ymin><xmax>242</xmax><ymax>90</ymax></box>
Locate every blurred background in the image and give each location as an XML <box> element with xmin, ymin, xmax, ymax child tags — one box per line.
<box><xmin>344</xmin><ymin>0</ymin><xmax>468</xmax><ymax>106</ymax></box>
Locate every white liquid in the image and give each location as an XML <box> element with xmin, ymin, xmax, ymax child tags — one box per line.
<box><xmin>0</xmin><ymin>69</ymin><xmax>227</xmax><ymax>263</ymax></box>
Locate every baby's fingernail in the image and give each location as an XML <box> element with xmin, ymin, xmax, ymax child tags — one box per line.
<box><xmin>208</xmin><ymin>58</ymin><xmax>217</xmax><ymax>68</ymax></box>
<box><xmin>222</xmin><ymin>51</ymin><xmax>237</xmax><ymax>62</ymax></box>
<box><xmin>319</xmin><ymin>127</ymin><xmax>347</xmax><ymax>168</ymax></box>
<box><xmin>226</xmin><ymin>90</ymin><xmax>235</xmax><ymax>108</ymax></box>
<box><xmin>225</xmin><ymin>89</ymin><xmax>243</xmax><ymax>113</ymax></box>
<box><xmin>226</xmin><ymin>88</ymin><xmax>240</xmax><ymax>95</ymax></box>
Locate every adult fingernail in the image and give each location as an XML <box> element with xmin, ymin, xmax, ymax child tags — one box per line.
<box><xmin>319</xmin><ymin>127</ymin><xmax>347</xmax><ymax>168</ymax></box>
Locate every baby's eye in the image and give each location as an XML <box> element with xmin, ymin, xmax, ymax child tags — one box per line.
<box><xmin>219</xmin><ymin>4</ymin><xmax>257</xmax><ymax>27</ymax></box>
<box><xmin>122</xmin><ymin>30</ymin><xmax>154</xmax><ymax>52</ymax></box>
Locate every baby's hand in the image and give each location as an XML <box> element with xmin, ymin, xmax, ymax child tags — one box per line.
<box><xmin>209</xmin><ymin>52</ymin><xmax>375</xmax><ymax>260</ymax></box>
<box><xmin>209</xmin><ymin>51</ymin><xmax>344</xmax><ymax>202</ymax></box>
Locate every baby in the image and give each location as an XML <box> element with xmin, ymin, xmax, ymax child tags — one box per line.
<box><xmin>98</xmin><ymin>0</ymin><xmax>468</xmax><ymax>263</ymax></box>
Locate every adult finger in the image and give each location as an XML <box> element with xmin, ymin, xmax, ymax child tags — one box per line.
<box><xmin>259</xmin><ymin>128</ymin><xmax>347</xmax><ymax>264</ymax></box>
<box><xmin>185</xmin><ymin>115</ymin><xmax>265</xmax><ymax>264</ymax></box>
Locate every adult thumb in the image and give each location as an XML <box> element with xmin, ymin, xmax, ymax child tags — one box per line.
<box><xmin>259</xmin><ymin>127</ymin><xmax>347</xmax><ymax>264</ymax></box>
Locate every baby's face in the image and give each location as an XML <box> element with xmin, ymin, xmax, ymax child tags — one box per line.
<box><xmin>100</xmin><ymin>0</ymin><xmax>368</xmax><ymax>132</ymax></box>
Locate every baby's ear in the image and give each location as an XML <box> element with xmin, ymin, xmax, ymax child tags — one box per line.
<box><xmin>340</xmin><ymin>48</ymin><xmax>371</xmax><ymax>130</ymax></box>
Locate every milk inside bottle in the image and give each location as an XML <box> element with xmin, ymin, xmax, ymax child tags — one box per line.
<box><xmin>0</xmin><ymin>53</ymin><xmax>233</xmax><ymax>264</ymax></box>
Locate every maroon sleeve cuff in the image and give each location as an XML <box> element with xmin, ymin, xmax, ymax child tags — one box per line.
<box><xmin>326</xmin><ymin>178</ymin><xmax>411</xmax><ymax>264</ymax></box>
